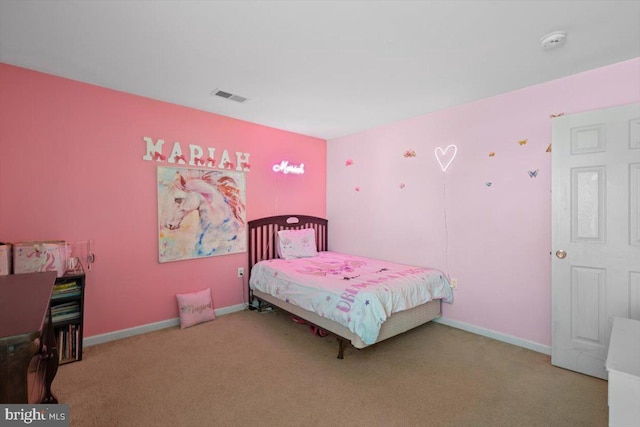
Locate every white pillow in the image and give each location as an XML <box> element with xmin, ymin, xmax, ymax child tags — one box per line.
<box><xmin>277</xmin><ymin>228</ymin><xmax>318</xmax><ymax>260</ymax></box>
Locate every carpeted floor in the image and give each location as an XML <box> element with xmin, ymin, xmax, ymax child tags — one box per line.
<box><xmin>52</xmin><ymin>309</ymin><xmax>608</xmax><ymax>426</ymax></box>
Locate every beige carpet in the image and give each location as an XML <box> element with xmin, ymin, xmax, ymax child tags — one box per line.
<box><xmin>52</xmin><ymin>309</ymin><xmax>608</xmax><ymax>427</ymax></box>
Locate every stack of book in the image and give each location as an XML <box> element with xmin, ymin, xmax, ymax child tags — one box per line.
<box><xmin>51</xmin><ymin>302</ymin><xmax>80</xmax><ymax>324</ymax></box>
<box><xmin>51</xmin><ymin>280</ymin><xmax>81</xmax><ymax>300</ymax></box>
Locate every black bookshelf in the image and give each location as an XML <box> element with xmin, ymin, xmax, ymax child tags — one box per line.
<box><xmin>51</xmin><ymin>270</ymin><xmax>85</xmax><ymax>364</ymax></box>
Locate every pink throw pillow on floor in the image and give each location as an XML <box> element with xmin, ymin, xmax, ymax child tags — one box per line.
<box><xmin>176</xmin><ymin>288</ymin><xmax>215</xmax><ymax>329</ymax></box>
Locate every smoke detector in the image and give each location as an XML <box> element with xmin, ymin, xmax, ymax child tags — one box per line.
<box><xmin>540</xmin><ymin>31</ymin><xmax>567</xmax><ymax>49</ymax></box>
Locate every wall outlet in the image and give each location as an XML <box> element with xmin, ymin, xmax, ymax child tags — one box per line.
<box><xmin>237</xmin><ymin>267</ymin><xmax>244</xmax><ymax>278</ymax></box>
<box><xmin>450</xmin><ymin>278</ymin><xmax>458</xmax><ymax>289</ymax></box>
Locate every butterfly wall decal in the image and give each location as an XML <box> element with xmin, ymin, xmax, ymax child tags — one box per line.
<box><xmin>528</xmin><ymin>169</ymin><xmax>539</xmax><ymax>178</ymax></box>
<box><xmin>518</xmin><ymin>139</ymin><xmax>528</xmax><ymax>146</ymax></box>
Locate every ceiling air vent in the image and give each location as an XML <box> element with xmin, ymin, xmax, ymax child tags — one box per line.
<box><xmin>211</xmin><ymin>89</ymin><xmax>249</xmax><ymax>103</ymax></box>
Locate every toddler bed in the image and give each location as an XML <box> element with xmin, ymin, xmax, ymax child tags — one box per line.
<box><xmin>247</xmin><ymin>215</ymin><xmax>453</xmax><ymax>358</ymax></box>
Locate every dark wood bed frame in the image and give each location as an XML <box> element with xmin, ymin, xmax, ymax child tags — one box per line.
<box><xmin>247</xmin><ymin>214</ymin><xmax>442</xmax><ymax>359</ymax></box>
<box><xmin>247</xmin><ymin>215</ymin><xmax>328</xmax><ymax>282</ymax></box>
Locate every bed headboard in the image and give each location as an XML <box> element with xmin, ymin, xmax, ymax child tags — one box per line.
<box><xmin>247</xmin><ymin>215</ymin><xmax>328</xmax><ymax>275</ymax></box>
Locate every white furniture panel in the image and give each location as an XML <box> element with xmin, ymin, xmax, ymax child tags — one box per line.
<box><xmin>606</xmin><ymin>317</ymin><xmax>640</xmax><ymax>427</ymax></box>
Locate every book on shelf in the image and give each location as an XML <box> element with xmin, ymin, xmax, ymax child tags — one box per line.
<box><xmin>51</xmin><ymin>290</ymin><xmax>81</xmax><ymax>299</ymax></box>
<box><xmin>51</xmin><ymin>301</ymin><xmax>80</xmax><ymax>323</ymax></box>
<box><xmin>53</xmin><ymin>312</ymin><xmax>80</xmax><ymax>323</ymax></box>
<box><xmin>51</xmin><ymin>301</ymin><xmax>78</xmax><ymax>310</ymax></box>
<box><xmin>57</xmin><ymin>324</ymin><xmax>80</xmax><ymax>361</ymax></box>
<box><xmin>52</xmin><ymin>281</ymin><xmax>80</xmax><ymax>297</ymax></box>
<box><xmin>53</xmin><ymin>281</ymin><xmax>77</xmax><ymax>290</ymax></box>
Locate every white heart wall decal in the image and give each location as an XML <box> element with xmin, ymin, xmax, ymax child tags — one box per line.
<box><xmin>434</xmin><ymin>145</ymin><xmax>457</xmax><ymax>172</ymax></box>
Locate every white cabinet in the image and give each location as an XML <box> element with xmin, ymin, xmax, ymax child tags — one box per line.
<box><xmin>605</xmin><ymin>317</ymin><xmax>640</xmax><ymax>427</ymax></box>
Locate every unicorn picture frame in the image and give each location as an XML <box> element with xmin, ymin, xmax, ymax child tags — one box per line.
<box><xmin>157</xmin><ymin>166</ymin><xmax>247</xmax><ymax>263</ymax></box>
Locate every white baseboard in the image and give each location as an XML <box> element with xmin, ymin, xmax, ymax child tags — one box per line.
<box><xmin>434</xmin><ymin>317</ymin><xmax>551</xmax><ymax>355</ymax></box>
<box><xmin>83</xmin><ymin>305</ymin><xmax>551</xmax><ymax>356</ymax></box>
<box><xmin>83</xmin><ymin>303</ymin><xmax>246</xmax><ymax>348</ymax></box>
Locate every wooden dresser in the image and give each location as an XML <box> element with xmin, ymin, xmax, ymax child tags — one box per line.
<box><xmin>605</xmin><ymin>317</ymin><xmax>640</xmax><ymax>427</ymax></box>
<box><xmin>0</xmin><ymin>271</ymin><xmax>59</xmax><ymax>403</ymax></box>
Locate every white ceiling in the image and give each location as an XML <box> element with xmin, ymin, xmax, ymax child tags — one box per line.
<box><xmin>1</xmin><ymin>1</ymin><xmax>639</xmax><ymax>140</ymax></box>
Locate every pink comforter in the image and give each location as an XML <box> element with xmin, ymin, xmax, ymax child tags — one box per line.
<box><xmin>249</xmin><ymin>251</ymin><xmax>453</xmax><ymax>344</ymax></box>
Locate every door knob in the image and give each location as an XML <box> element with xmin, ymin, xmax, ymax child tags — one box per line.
<box><xmin>555</xmin><ymin>250</ymin><xmax>567</xmax><ymax>259</ymax></box>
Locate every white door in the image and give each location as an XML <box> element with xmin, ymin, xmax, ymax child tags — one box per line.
<box><xmin>551</xmin><ymin>103</ymin><xmax>640</xmax><ymax>379</ymax></box>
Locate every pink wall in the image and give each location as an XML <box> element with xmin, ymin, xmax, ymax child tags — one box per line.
<box><xmin>327</xmin><ymin>58</ymin><xmax>640</xmax><ymax>348</ymax></box>
<box><xmin>0</xmin><ymin>63</ymin><xmax>326</xmax><ymax>337</ymax></box>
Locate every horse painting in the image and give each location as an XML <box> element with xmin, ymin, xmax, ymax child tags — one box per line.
<box><xmin>157</xmin><ymin>167</ymin><xmax>246</xmax><ymax>262</ymax></box>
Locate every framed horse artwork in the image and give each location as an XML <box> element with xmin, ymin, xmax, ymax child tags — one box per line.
<box><xmin>157</xmin><ymin>167</ymin><xmax>247</xmax><ymax>263</ymax></box>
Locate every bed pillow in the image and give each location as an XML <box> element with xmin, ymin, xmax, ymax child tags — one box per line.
<box><xmin>277</xmin><ymin>228</ymin><xmax>318</xmax><ymax>260</ymax></box>
<box><xmin>176</xmin><ymin>288</ymin><xmax>215</xmax><ymax>329</ymax></box>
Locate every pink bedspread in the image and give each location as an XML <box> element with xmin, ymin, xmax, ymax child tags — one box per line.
<box><xmin>249</xmin><ymin>251</ymin><xmax>453</xmax><ymax>344</ymax></box>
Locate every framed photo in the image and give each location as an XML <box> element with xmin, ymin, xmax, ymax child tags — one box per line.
<box><xmin>157</xmin><ymin>167</ymin><xmax>246</xmax><ymax>263</ymax></box>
